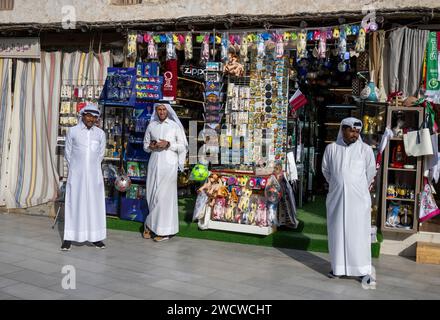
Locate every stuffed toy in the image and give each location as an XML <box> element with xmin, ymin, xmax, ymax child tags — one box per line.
<box><xmin>355</xmin><ymin>28</ymin><xmax>366</xmax><ymax>53</ymax></box>
<box><xmin>255</xmin><ymin>199</ymin><xmax>268</xmax><ymax>227</ymax></box>
<box><xmin>240</xmin><ymin>34</ymin><xmax>249</xmax><ymax>62</ymax></box>
<box><xmin>238</xmin><ymin>187</ymin><xmax>252</xmax><ymax>211</ymax></box>
<box><xmin>296</xmin><ymin>31</ymin><xmax>307</xmax><ymax>60</ymax></box>
<box><xmin>247</xmin><ymin>202</ymin><xmax>257</xmax><ymax>225</ymax></box>
<box><xmin>212</xmin><ymin>197</ymin><xmax>226</xmax><ymax>221</ymax></box>
<box><xmin>224</xmin><ymin>198</ymin><xmax>237</xmax><ymax>222</ymax></box>
<box><xmin>127</xmin><ymin>32</ymin><xmax>137</xmax><ymax>61</ymax></box>
<box><xmin>224</xmin><ymin>53</ymin><xmax>244</xmax><ymax>77</ymax></box>
<box><xmin>185</xmin><ymin>33</ymin><xmax>193</xmax><ymax>61</ymax></box>
<box><xmin>199</xmin><ymin>174</ymin><xmax>222</xmax><ymax>207</ymax></box>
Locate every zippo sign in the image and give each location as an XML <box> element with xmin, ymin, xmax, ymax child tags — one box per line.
<box><xmin>180</xmin><ymin>64</ymin><xmax>205</xmax><ymax>79</ymax></box>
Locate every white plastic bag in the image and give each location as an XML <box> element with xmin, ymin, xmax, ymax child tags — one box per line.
<box><xmin>192</xmin><ymin>191</ymin><xmax>208</xmax><ymax>221</ymax></box>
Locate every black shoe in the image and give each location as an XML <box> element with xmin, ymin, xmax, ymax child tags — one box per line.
<box><xmin>327</xmin><ymin>271</ymin><xmax>341</xmax><ymax>279</ymax></box>
<box><xmin>93</xmin><ymin>241</ymin><xmax>106</xmax><ymax>249</ymax></box>
<box><xmin>60</xmin><ymin>240</ymin><xmax>71</xmax><ymax>251</ymax></box>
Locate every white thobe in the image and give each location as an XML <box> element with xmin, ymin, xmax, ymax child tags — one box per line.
<box><xmin>144</xmin><ymin>118</ymin><xmax>186</xmax><ymax>236</ymax></box>
<box><xmin>64</xmin><ymin>121</ymin><xmax>106</xmax><ymax>242</ymax></box>
<box><xmin>322</xmin><ymin>138</ymin><xmax>376</xmax><ymax>276</ymax></box>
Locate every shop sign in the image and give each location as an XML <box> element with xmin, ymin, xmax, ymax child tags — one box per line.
<box><xmin>180</xmin><ymin>64</ymin><xmax>205</xmax><ymax>79</ymax></box>
<box><xmin>0</xmin><ymin>37</ymin><xmax>41</xmax><ymax>59</ymax></box>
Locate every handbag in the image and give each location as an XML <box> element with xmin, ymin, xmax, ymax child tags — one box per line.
<box><xmin>403</xmin><ymin>114</ymin><xmax>434</xmax><ymax>157</ymax></box>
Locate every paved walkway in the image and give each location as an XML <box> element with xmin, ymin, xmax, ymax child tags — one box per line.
<box><xmin>0</xmin><ymin>213</ymin><xmax>439</xmax><ymax>300</ymax></box>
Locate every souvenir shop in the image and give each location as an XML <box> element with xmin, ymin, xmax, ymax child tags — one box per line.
<box><xmin>63</xmin><ymin>17</ymin><xmax>440</xmax><ymax>241</ymax></box>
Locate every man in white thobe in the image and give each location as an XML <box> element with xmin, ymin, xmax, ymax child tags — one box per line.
<box><xmin>61</xmin><ymin>103</ymin><xmax>107</xmax><ymax>251</ymax></box>
<box><xmin>143</xmin><ymin>103</ymin><xmax>188</xmax><ymax>242</ymax></box>
<box><xmin>321</xmin><ymin>117</ymin><xmax>377</xmax><ymax>287</ymax></box>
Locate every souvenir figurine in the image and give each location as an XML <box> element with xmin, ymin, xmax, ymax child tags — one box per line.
<box><xmin>386</xmin><ymin>203</ymin><xmax>400</xmax><ymax>227</ymax></box>
<box><xmin>391</xmin><ymin>142</ymin><xmax>406</xmax><ymax>169</ymax></box>
<box><xmin>184</xmin><ymin>33</ymin><xmax>193</xmax><ymax>61</ymax></box>
<box><xmin>387</xmin><ymin>184</ymin><xmax>396</xmax><ymax>198</ymax></box>
<box><xmin>362</xmin><ymin>115</ymin><xmax>370</xmax><ymax>134</ymax></box>
<box><xmin>224</xmin><ymin>198</ymin><xmax>236</xmax><ymax>222</ymax></box>
<box><xmin>399</xmin><ymin>206</ymin><xmax>413</xmax><ymax>228</ymax></box>
<box><xmin>275</xmin><ymin>34</ymin><xmax>284</xmax><ymax>59</ymax></box>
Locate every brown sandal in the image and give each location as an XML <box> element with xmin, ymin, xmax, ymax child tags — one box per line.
<box><xmin>142</xmin><ymin>229</ymin><xmax>152</xmax><ymax>239</ymax></box>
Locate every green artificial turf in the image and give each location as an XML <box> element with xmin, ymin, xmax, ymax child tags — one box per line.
<box><xmin>107</xmin><ymin>195</ymin><xmax>382</xmax><ymax>258</ymax></box>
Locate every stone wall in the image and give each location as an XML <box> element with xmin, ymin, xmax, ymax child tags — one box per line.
<box><xmin>0</xmin><ymin>0</ymin><xmax>438</xmax><ymax>25</ymax></box>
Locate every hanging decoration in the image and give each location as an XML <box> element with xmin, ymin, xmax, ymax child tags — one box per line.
<box><xmin>275</xmin><ymin>33</ymin><xmax>284</xmax><ymax>59</ymax></box>
<box><xmin>201</xmin><ymin>33</ymin><xmax>210</xmax><ymax>64</ymax></box>
<box><xmin>165</xmin><ymin>33</ymin><xmax>177</xmax><ymax>60</ymax></box>
<box><xmin>297</xmin><ymin>30</ymin><xmax>307</xmax><ymax>60</ymax></box>
<box><xmin>318</xmin><ymin>29</ymin><xmax>327</xmax><ymax>59</ymax></box>
<box><xmin>184</xmin><ymin>33</ymin><xmax>193</xmax><ymax>61</ymax></box>
<box><xmin>240</xmin><ymin>33</ymin><xmax>249</xmax><ymax>62</ymax></box>
<box><xmin>355</xmin><ymin>28</ymin><xmax>366</xmax><ymax>53</ymax></box>
<box><xmin>257</xmin><ymin>33</ymin><xmax>266</xmax><ymax>58</ymax></box>
<box><xmin>146</xmin><ymin>34</ymin><xmax>158</xmax><ymax>60</ymax></box>
<box><xmin>221</xmin><ymin>32</ymin><xmax>230</xmax><ymax>63</ymax></box>
<box><xmin>127</xmin><ymin>31</ymin><xmax>138</xmax><ymax>62</ymax></box>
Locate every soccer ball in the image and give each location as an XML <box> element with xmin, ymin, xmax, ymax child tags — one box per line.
<box><xmin>190</xmin><ymin>164</ymin><xmax>209</xmax><ymax>182</ymax></box>
<box><xmin>115</xmin><ymin>174</ymin><xmax>132</xmax><ymax>192</ymax></box>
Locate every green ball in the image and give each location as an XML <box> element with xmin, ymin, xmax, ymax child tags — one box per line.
<box><xmin>190</xmin><ymin>164</ymin><xmax>209</xmax><ymax>182</ymax></box>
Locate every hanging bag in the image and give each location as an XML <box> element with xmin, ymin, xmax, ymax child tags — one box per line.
<box><xmin>419</xmin><ymin>179</ymin><xmax>440</xmax><ymax>222</ymax></box>
<box><xmin>403</xmin><ymin>114</ymin><xmax>434</xmax><ymax>157</ymax></box>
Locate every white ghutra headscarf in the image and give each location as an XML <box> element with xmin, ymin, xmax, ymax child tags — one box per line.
<box><xmin>337</xmin><ymin>117</ymin><xmax>363</xmax><ymax>144</ymax></box>
<box><xmin>151</xmin><ymin>103</ymin><xmax>188</xmax><ymax>171</ymax></box>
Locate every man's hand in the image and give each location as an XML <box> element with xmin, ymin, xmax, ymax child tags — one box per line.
<box><xmin>155</xmin><ymin>139</ymin><xmax>170</xmax><ymax>150</ymax></box>
<box><xmin>149</xmin><ymin>141</ymin><xmax>158</xmax><ymax>150</ymax></box>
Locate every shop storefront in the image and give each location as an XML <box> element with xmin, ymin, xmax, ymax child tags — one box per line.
<box><xmin>1</xmin><ymin>10</ymin><xmax>440</xmax><ymax>257</ymax></box>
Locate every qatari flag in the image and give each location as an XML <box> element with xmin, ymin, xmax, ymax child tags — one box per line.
<box><xmin>163</xmin><ymin>59</ymin><xmax>178</xmax><ymax>101</ymax></box>
<box><xmin>289</xmin><ymin>89</ymin><xmax>308</xmax><ymax>112</ymax></box>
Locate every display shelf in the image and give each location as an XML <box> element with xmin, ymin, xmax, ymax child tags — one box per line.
<box><xmin>380</xmin><ymin>106</ymin><xmax>424</xmax><ymax>234</ymax></box>
<box><xmin>206</xmin><ymin>220</ymin><xmax>276</xmax><ymax>236</ymax></box>
<box><xmin>104</xmin><ymin>157</ymin><xmax>120</xmax><ymax>161</ymax></box>
<box><xmin>386</xmin><ymin>197</ymin><xmax>415</xmax><ymax>202</ymax></box>
<box><xmin>388</xmin><ymin>167</ymin><xmax>417</xmax><ymax>172</ymax></box>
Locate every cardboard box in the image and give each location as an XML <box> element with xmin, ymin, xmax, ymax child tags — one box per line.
<box><xmin>416</xmin><ymin>241</ymin><xmax>440</xmax><ymax>265</ymax></box>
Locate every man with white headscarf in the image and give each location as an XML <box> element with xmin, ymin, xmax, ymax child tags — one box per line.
<box><xmin>61</xmin><ymin>103</ymin><xmax>107</xmax><ymax>251</ymax></box>
<box><xmin>321</xmin><ymin>117</ymin><xmax>377</xmax><ymax>287</ymax></box>
<box><xmin>143</xmin><ymin>103</ymin><xmax>188</xmax><ymax>242</ymax></box>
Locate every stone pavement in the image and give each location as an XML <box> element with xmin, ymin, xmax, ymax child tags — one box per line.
<box><xmin>0</xmin><ymin>213</ymin><xmax>439</xmax><ymax>300</ymax></box>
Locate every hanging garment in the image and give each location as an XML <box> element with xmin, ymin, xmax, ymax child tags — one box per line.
<box><xmin>62</xmin><ymin>51</ymin><xmax>112</xmax><ymax>86</ymax></box>
<box><xmin>369</xmin><ymin>31</ymin><xmax>387</xmax><ymax>102</ymax></box>
<box><xmin>322</xmin><ymin>117</ymin><xmax>376</xmax><ymax>276</ymax></box>
<box><xmin>144</xmin><ymin>104</ymin><xmax>188</xmax><ymax>236</ymax></box>
<box><xmin>64</xmin><ymin>119</ymin><xmax>106</xmax><ymax>242</ymax></box>
<box><xmin>388</xmin><ymin>27</ymin><xmax>428</xmax><ymax>97</ymax></box>
<box><xmin>0</xmin><ymin>59</ymin><xmax>12</xmax><ymax>206</ymax></box>
<box><xmin>5</xmin><ymin>53</ymin><xmax>61</xmax><ymax>208</ymax></box>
